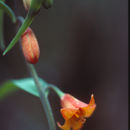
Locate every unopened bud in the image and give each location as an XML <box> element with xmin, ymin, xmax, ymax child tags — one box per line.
<box><xmin>21</xmin><ymin>28</ymin><xmax>40</xmax><ymax>64</ymax></box>
<box><xmin>23</xmin><ymin>0</ymin><xmax>32</xmax><ymax>10</ymax></box>
<box><xmin>42</xmin><ymin>0</ymin><xmax>53</xmax><ymax>9</ymax></box>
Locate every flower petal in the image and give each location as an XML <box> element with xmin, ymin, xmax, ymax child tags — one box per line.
<box><xmin>57</xmin><ymin>120</ymin><xmax>71</xmax><ymax>130</ymax></box>
<box><xmin>61</xmin><ymin>108</ymin><xmax>78</xmax><ymax>120</ymax></box>
<box><xmin>58</xmin><ymin>115</ymin><xmax>86</xmax><ymax>130</ymax></box>
<box><xmin>81</xmin><ymin>94</ymin><xmax>96</xmax><ymax>117</ymax></box>
<box><xmin>61</xmin><ymin>94</ymin><xmax>87</xmax><ymax>109</ymax></box>
<box><xmin>70</xmin><ymin>116</ymin><xmax>86</xmax><ymax>130</ymax></box>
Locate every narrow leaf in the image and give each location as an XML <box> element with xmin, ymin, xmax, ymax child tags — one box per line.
<box><xmin>3</xmin><ymin>15</ymin><xmax>33</xmax><ymax>55</ymax></box>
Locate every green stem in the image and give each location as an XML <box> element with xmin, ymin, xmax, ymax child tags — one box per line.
<box><xmin>17</xmin><ymin>16</ymin><xmax>24</xmax><ymax>24</ymax></box>
<box><xmin>27</xmin><ymin>64</ymin><xmax>56</xmax><ymax>130</ymax></box>
<box><xmin>47</xmin><ymin>84</ymin><xmax>64</xmax><ymax>98</ymax></box>
<box><xmin>0</xmin><ymin>0</ymin><xmax>16</xmax><ymax>50</ymax></box>
<box><xmin>0</xmin><ymin>0</ymin><xmax>16</xmax><ymax>23</ymax></box>
<box><xmin>0</xmin><ymin>7</ymin><xmax>5</xmax><ymax>50</ymax></box>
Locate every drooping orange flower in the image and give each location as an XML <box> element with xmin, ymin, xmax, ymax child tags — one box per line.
<box><xmin>58</xmin><ymin>94</ymin><xmax>96</xmax><ymax>130</ymax></box>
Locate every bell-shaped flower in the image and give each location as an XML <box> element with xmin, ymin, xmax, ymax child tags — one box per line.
<box><xmin>58</xmin><ymin>94</ymin><xmax>96</xmax><ymax>130</ymax></box>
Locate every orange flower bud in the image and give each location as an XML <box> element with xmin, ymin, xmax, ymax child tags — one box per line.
<box><xmin>23</xmin><ymin>0</ymin><xmax>32</xmax><ymax>10</ymax></box>
<box><xmin>21</xmin><ymin>28</ymin><xmax>40</xmax><ymax>64</ymax></box>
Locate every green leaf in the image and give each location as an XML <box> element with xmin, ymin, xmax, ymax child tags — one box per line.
<box><xmin>0</xmin><ymin>78</ymin><xmax>48</xmax><ymax>101</ymax></box>
<box><xmin>0</xmin><ymin>1</ymin><xmax>16</xmax><ymax>23</ymax></box>
<box><xmin>12</xmin><ymin>78</ymin><xmax>48</xmax><ymax>97</ymax></box>
<box><xmin>0</xmin><ymin>81</ymin><xmax>18</xmax><ymax>101</ymax></box>
<box><xmin>2</xmin><ymin>15</ymin><xmax>33</xmax><ymax>55</ymax></box>
<box><xmin>0</xmin><ymin>77</ymin><xmax>64</xmax><ymax>102</ymax></box>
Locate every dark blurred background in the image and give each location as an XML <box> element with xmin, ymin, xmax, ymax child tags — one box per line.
<box><xmin>0</xmin><ymin>0</ymin><xmax>128</xmax><ymax>130</ymax></box>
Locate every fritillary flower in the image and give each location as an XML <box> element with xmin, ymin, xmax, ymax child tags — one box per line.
<box><xmin>58</xmin><ymin>94</ymin><xmax>96</xmax><ymax>130</ymax></box>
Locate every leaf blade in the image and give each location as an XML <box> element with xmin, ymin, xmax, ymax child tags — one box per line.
<box><xmin>0</xmin><ymin>78</ymin><xmax>48</xmax><ymax>101</ymax></box>
<box><xmin>0</xmin><ymin>81</ymin><xmax>18</xmax><ymax>101</ymax></box>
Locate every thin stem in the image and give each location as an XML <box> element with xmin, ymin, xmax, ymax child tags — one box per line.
<box><xmin>47</xmin><ymin>84</ymin><xmax>64</xmax><ymax>98</ymax></box>
<box><xmin>0</xmin><ymin>7</ymin><xmax>5</xmax><ymax>50</ymax></box>
<box><xmin>0</xmin><ymin>0</ymin><xmax>16</xmax><ymax>23</ymax></box>
<box><xmin>27</xmin><ymin>64</ymin><xmax>56</xmax><ymax>130</ymax></box>
<box><xmin>0</xmin><ymin>0</ymin><xmax>5</xmax><ymax>50</ymax></box>
<box><xmin>17</xmin><ymin>16</ymin><xmax>24</xmax><ymax>24</ymax></box>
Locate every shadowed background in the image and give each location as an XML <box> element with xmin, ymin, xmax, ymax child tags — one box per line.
<box><xmin>0</xmin><ymin>0</ymin><xmax>128</xmax><ymax>130</ymax></box>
